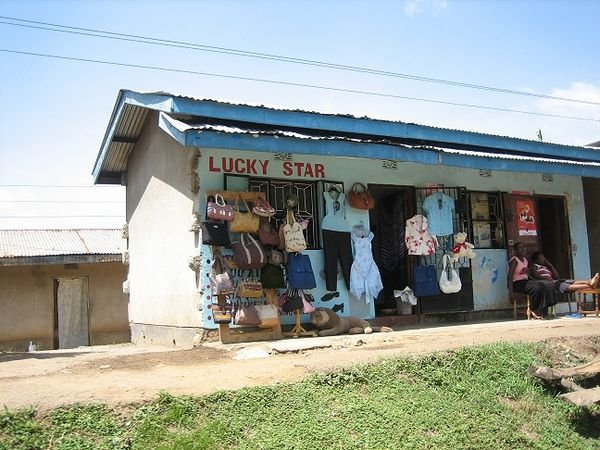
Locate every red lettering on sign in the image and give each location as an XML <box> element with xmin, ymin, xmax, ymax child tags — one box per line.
<box><xmin>246</xmin><ymin>159</ymin><xmax>257</xmax><ymax>174</ymax></box>
<box><xmin>258</xmin><ymin>160</ymin><xmax>269</xmax><ymax>175</ymax></box>
<box><xmin>212</xmin><ymin>157</ymin><xmax>323</xmax><ymax>178</ymax></box>
<box><xmin>314</xmin><ymin>163</ymin><xmax>325</xmax><ymax>178</ymax></box>
<box><xmin>234</xmin><ymin>158</ymin><xmax>245</xmax><ymax>173</ymax></box>
<box><xmin>222</xmin><ymin>157</ymin><xmax>233</xmax><ymax>173</ymax></box>
<box><xmin>304</xmin><ymin>164</ymin><xmax>314</xmax><ymax>177</ymax></box>
<box><xmin>293</xmin><ymin>162</ymin><xmax>303</xmax><ymax>176</ymax></box>
<box><xmin>208</xmin><ymin>156</ymin><xmax>220</xmax><ymax>172</ymax></box>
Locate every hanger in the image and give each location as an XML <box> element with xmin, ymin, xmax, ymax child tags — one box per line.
<box><xmin>328</xmin><ymin>185</ymin><xmax>339</xmax><ymax>193</ymax></box>
<box><xmin>353</xmin><ymin>221</ymin><xmax>367</xmax><ymax>237</ymax></box>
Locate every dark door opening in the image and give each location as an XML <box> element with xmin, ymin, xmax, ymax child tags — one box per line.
<box><xmin>537</xmin><ymin>196</ymin><xmax>572</xmax><ymax>278</ymax></box>
<box><xmin>503</xmin><ymin>194</ymin><xmax>571</xmax><ymax>278</ymax></box>
<box><xmin>368</xmin><ymin>185</ymin><xmax>414</xmax><ymax>315</ymax></box>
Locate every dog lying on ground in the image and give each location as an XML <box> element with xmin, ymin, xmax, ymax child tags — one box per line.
<box><xmin>310</xmin><ymin>307</ymin><xmax>393</xmax><ymax>337</ymax></box>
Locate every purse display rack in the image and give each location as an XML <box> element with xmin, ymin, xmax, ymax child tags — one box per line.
<box><xmin>204</xmin><ymin>190</ymin><xmax>283</xmax><ymax>344</ymax></box>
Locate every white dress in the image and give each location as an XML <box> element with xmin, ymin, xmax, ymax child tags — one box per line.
<box><xmin>350</xmin><ymin>231</ymin><xmax>383</xmax><ymax>303</ymax></box>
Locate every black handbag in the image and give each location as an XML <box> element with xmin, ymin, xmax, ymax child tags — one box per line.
<box><xmin>282</xmin><ymin>289</ymin><xmax>304</xmax><ymax>312</ymax></box>
<box><xmin>202</xmin><ymin>195</ymin><xmax>231</xmax><ymax>247</ymax></box>
<box><xmin>260</xmin><ymin>264</ymin><xmax>286</xmax><ymax>289</ymax></box>
<box><xmin>202</xmin><ymin>220</ymin><xmax>231</xmax><ymax>247</ymax></box>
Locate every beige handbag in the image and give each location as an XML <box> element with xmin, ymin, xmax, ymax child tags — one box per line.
<box><xmin>237</xmin><ymin>279</ymin><xmax>264</xmax><ymax>298</ymax></box>
<box><xmin>283</xmin><ymin>209</ymin><xmax>307</xmax><ymax>252</ymax></box>
<box><xmin>230</xmin><ymin>195</ymin><xmax>260</xmax><ymax>233</ymax></box>
<box><xmin>255</xmin><ymin>303</ymin><xmax>279</xmax><ymax>329</ymax></box>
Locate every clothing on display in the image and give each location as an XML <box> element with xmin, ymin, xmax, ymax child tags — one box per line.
<box><xmin>405</xmin><ymin>214</ymin><xmax>437</xmax><ymax>256</ymax></box>
<box><xmin>422</xmin><ymin>192</ymin><xmax>455</xmax><ymax>236</ymax></box>
<box><xmin>322</xmin><ymin>189</ymin><xmax>350</xmax><ymax>232</ymax></box>
<box><xmin>322</xmin><ymin>229</ymin><xmax>353</xmax><ymax>291</ymax></box>
<box><xmin>322</xmin><ymin>188</ymin><xmax>353</xmax><ymax>292</ymax></box>
<box><xmin>349</xmin><ymin>229</ymin><xmax>383</xmax><ymax>303</ymax></box>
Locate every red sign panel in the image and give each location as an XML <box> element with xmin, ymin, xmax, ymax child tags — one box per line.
<box><xmin>516</xmin><ymin>199</ymin><xmax>537</xmax><ymax>236</ymax></box>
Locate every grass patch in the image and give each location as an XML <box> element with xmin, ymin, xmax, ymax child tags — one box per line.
<box><xmin>1</xmin><ymin>342</ymin><xmax>599</xmax><ymax>449</ymax></box>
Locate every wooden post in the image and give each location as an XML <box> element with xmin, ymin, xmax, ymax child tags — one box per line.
<box><xmin>284</xmin><ymin>309</ymin><xmax>317</xmax><ymax>338</ymax></box>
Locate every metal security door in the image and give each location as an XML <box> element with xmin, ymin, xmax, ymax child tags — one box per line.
<box><xmin>55</xmin><ymin>277</ymin><xmax>90</xmax><ymax>349</ymax></box>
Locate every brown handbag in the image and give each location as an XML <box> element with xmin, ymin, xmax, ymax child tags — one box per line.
<box><xmin>234</xmin><ymin>303</ymin><xmax>261</xmax><ymax>326</ymax></box>
<box><xmin>231</xmin><ymin>233</ymin><xmax>267</xmax><ymax>269</ymax></box>
<box><xmin>348</xmin><ymin>183</ymin><xmax>375</xmax><ymax>210</ymax></box>
<box><xmin>237</xmin><ymin>279</ymin><xmax>264</xmax><ymax>298</ymax></box>
<box><xmin>258</xmin><ymin>218</ymin><xmax>280</xmax><ymax>247</ymax></box>
<box><xmin>230</xmin><ymin>195</ymin><xmax>260</xmax><ymax>233</ymax></box>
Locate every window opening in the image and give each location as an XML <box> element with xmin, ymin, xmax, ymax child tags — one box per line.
<box><xmin>225</xmin><ymin>174</ymin><xmax>320</xmax><ymax>248</ymax></box>
<box><xmin>468</xmin><ymin>191</ymin><xmax>505</xmax><ymax>249</ymax></box>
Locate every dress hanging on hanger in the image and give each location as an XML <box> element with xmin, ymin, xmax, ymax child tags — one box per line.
<box><xmin>350</xmin><ymin>228</ymin><xmax>383</xmax><ymax>303</ymax></box>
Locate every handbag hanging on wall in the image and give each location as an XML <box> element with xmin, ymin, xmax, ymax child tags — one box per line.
<box><xmin>258</xmin><ymin>217</ymin><xmax>280</xmax><ymax>247</ymax></box>
<box><xmin>230</xmin><ymin>195</ymin><xmax>260</xmax><ymax>234</ymax></box>
<box><xmin>439</xmin><ymin>254</ymin><xmax>462</xmax><ymax>294</ymax></box>
<box><xmin>283</xmin><ymin>209</ymin><xmax>307</xmax><ymax>253</ymax></box>
<box><xmin>209</xmin><ymin>251</ymin><xmax>235</xmax><ymax>295</ymax></box>
<box><xmin>282</xmin><ymin>289</ymin><xmax>304</xmax><ymax>312</ymax></box>
<box><xmin>202</xmin><ymin>196</ymin><xmax>231</xmax><ymax>247</ymax></box>
<box><xmin>231</xmin><ymin>233</ymin><xmax>267</xmax><ymax>269</ymax></box>
<box><xmin>348</xmin><ymin>183</ymin><xmax>375</xmax><ymax>210</ymax></box>
<box><xmin>260</xmin><ymin>263</ymin><xmax>286</xmax><ymax>289</ymax></box>
<box><xmin>233</xmin><ymin>302</ymin><xmax>261</xmax><ymax>327</ymax></box>
<box><xmin>255</xmin><ymin>303</ymin><xmax>280</xmax><ymax>329</ymax></box>
<box><xmin>287</xmin><ymin>253</ymin><xmax>317</xmax><ymax>289</ymax></box>
<box><xmin>211</xmin><ymin>303</ymin><xmax>233</xmax><ymax>324</ymax></box>
<box><xmin>237</xmin><ymin>279</ymin><xmax>264</xmax><ymax>298</ymax></box>
<box><xmin>412</xmin><ymin>263</ymin><xmax>440</xmax><ymax>297</ymax></box>
<box><xmin>207</xmin><ymin>193</ymin><xmax>234</xmax><ymax>221</ymax></box>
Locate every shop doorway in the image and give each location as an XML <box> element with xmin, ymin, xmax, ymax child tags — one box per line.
<box><xmin>53</xmin><ymin>277</ymin><xmax>90</xmax><ymax>349</ymax></box>
<box><xmin>368</xmin><ymin>185</ymin><xmax>415</xmax><ymax>315</ymax></box>
<box><xmin>503</xmin><ymin>194</ymin><xmax>571</xmax><ymax>277</ymax></box>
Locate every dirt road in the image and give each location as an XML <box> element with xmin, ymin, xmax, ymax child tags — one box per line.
<box><xmin>1</xmin><ymin>317</ymin><xmax>599</xmax><ymax>412</ymax></box>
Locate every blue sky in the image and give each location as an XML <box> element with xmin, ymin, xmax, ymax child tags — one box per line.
<box><xmin>1</xmin><ymin>0</ymin><xmax>599</xmax><ymax>229</ymax></box>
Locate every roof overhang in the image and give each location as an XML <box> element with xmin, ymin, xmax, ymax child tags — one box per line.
<box><xmin>158</xmin><ymin>113</ymin><xmax>600</xmax><ymax>178</ymax></box>
<box><xmin>0</xmin><ymin>254</ymin><xmax>122</xmax><ymax>267</ymax></box>
<box><xmin>93</xmin><ymin>90</ymin><xmax>600</xmax><ymax>182</ymax></box>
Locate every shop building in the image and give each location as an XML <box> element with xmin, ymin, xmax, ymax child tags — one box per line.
<box><xmin>92</xmin><ymin>90</ymin><xmax>600</xmax><ymax>346</ymax></box>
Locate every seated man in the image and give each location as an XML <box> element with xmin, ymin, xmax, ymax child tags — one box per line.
<box><xmin>529</xmin><ymin>251</ymin><xmax>599</xmax><ymax>293</ymax></box>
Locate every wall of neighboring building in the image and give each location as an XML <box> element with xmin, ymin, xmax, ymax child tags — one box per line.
<box><xmin>197</xmin><ymin>147</ymin><xmax>589</xmax><ymax>323</ymax></box>
<box><xmin>582</xmin><ymin>177</ymin><xmax>600</xmax><ymax>275</ymax></box>
<box><xmin>126</xmin><ymin>113</ymin><xmax>200</xmax><ymax>346</ymax></box>
<box><xmin>0</xmin><ymin>262</ymin><xmax>128</xmax><ymax>351</ymax></box>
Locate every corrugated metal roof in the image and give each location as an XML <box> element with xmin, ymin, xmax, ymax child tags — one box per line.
<box><xmin>0</xmin><ymin>229</ymin><xmax>122</xmax><ymax>258</ymax></box>
<box><xmin>167</xmin><ymin>118</ymin><xmax>600</xmax><ymax>169</ymax></box>
<box><xmin>158</xmin><ymin>90</ymin><xmax>598</xmax><ymax>149</ymax></box>
<box><xmin>93</xmin><ymin>90</ymin><xmax>600</xmax><ymax>183</ymax></box>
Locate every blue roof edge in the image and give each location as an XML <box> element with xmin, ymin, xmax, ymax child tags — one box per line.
<box><xmin>183</xmin><ymin>129</ymin><xmax>600</xmax><ymax>178</ymax></box>
<box><xmin>93</xmin><ymin>90</ymin><xmax>600</xmax><ymax>183</ymax></box>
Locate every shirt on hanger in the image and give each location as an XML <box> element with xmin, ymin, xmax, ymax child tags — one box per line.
<box><xmin>322</xmin><ymin>191</ymin><xmax>350</xmax><ymax>232</ymax></box>
<box><xmin>422</xmin><ymin>192</ymin><xmax>455</xmax><ymax>236</ymax></box>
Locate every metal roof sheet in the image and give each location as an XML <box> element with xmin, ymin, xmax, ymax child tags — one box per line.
<box><xmin>167</xmin><ymin>117</ymin><xmax>600</xmax><ymax>169</ymax></box>
<box><xmin>0</xmin><ymin>229</ymin><xmax>122</xmax><ymax>258</ymax></box>
<box><xmin>93</xmin><ymin>90</ymin><xmax>600</xmax><ymax>183</ymax></box>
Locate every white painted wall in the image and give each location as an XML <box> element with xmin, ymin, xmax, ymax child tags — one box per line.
<box><xmin>126</xmin><ymin>115</ymin><xmax>200</xmax><ymax>329</ymax></box>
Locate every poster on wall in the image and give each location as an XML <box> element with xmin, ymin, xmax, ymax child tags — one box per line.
<box><xmin>516</xmin><ymin>199</ymin><xmax>537</xmax><ymax>236</ymax></box>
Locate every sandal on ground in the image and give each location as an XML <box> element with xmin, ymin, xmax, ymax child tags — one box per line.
<box><xmin>530</xmin><ymin>311</ymin><xmax>545</xmax><ymax>320</ymax></box>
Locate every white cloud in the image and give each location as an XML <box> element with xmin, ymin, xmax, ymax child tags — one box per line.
<box><xmin>537</xmin><ymin>82</ymin><xmax>600</xmax><ymax>116</ymax></box>
<box><xmin>404</xmin><ymin>0</ymin><xmax>448</xmax><ymax>19</ymax></box>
